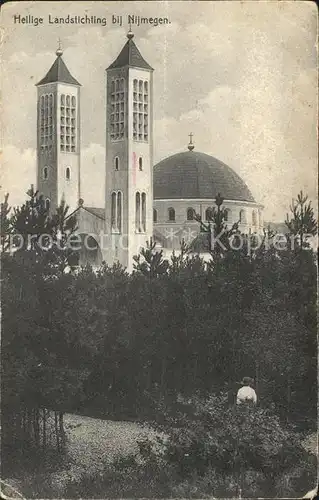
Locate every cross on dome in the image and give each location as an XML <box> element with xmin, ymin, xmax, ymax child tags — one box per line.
<box><xmin>188</xmin><ymin>132</ymin><xmax>195</xmax><ymax>151</ymax></box>
<box><xmin>56</xmin><ymin>38</ymin><xmax>63</xmax><ymax>57</ymax></box>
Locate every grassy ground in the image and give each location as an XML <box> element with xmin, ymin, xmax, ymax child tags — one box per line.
<box><xmin>3</xmin><ymin>413</ymin><xmax>317</xmax><ymax>499</ymax></box>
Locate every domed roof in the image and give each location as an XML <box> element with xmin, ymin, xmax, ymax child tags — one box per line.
<box><xmin>153</xmin><ymin>151</ymin><xmax>255</xmax><ymax>202</ymax></box>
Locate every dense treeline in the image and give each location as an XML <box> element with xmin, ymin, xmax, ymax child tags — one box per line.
<box><xmin>1</xmin><ymin>188</ymin><xmax>317</xmax><ymax>463</ymax></box>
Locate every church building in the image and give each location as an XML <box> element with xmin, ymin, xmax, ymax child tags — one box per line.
<box><xmin>36</xmin><ymin>30</ymin><xmax>264</xmax><ymax>271</ymax></box>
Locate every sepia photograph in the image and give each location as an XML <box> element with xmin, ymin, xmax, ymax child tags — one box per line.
<box><xmin>0</xmin><ymin>1</ymin><xmax>318</xmax><ymax>498</ymax></box>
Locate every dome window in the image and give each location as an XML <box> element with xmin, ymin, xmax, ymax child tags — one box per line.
<box><xmin>258</xmin><ymin>210</ymin><xmax>262</xmax><ymax>227</ymax></box>
<box><xmin>224</xmin><ymin>208</ymin><xmax>231</xmax><ymax>222</ymax></box>
<box><xmin>239</xmin><ymin>209</ymin><xmax>246</xmax><ymax>223</ymax></box>
<box><xmin>153</xmin><ymin>209</ymin><xmax>158</xmax><ymax>223</ymax></box>
<box><xmin>168</xmin><ymin>208</ymin><xmax>175</xmax><ymax>222</ymax></box>
<box><xmin>252</xmin><ymin>210</ymin><xmax>257</xmax><ymax>226</ymax></box>
<box><xmin>205</xmin><ymin>207</ymin><xmax>214</xmax><ymax>221</ymax></box>
<box><xmin>187</xmin><ymin>208</ymin><xmax>195</xmax><ymax>221</ymax></box>
<box><xmin>66</xmin><ymin>166</ymin><xmax>71</xmax><ymax>180</ymax></box>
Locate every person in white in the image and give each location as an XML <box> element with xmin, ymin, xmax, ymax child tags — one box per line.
<box><xmin>236</xmin><ymin>377</ymin><xmax>257</xmax><ymax>405</ymax></box>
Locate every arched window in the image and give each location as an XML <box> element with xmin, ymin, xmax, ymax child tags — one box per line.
<box><xmin>135</xmin><ymin>192</ymin><xmax>141</xmax><ymax>232</ymax></box>
<box><xmin>117</xmin><ymin>192</ymin><xmax>122</xmax><ymax>232</ymax></box>
<box><xmin>66</xmin><ymin>95</ymin><xmax>70</xmax><ymax>106</ymax></box>
<box><xmin>61</xmin><ymin>94</ymin><xmax>65</xmax><ymax>105</ymax></box>
<box><xmin>224</xmin><ymin>208</ymin><xmax>231</xmax><ymax>222</ymax></box>
<box><xmin>139</xmin><ymin>157</ymin><xmax>143</xmax><ymax>171</ymax></box>
<box><xmin>205</xmin><ymin>207</ymin><xmax>213</xmax><ymax>221</ymax></box>
<box><xmin>71</xmin><ymin>96</ymin><xmax>76</xmax><ymax>106</ymax></box>
<box><xmin>66</xmin><ymin>167</ymin><xmax>71</xmax><ymax>180</ymax></box>
<box><xmin>239</xmin><ymin>209</ymin><xmax>246</xmax><ymax>223</ymax></box>
<box><xmin>168</xmin><ymin>207</ymin><xmax>175</xmax><ymax>222</ymax></box>
<box><xmin>43</xmin><ymin>166</ymin><xmax>48</xmax><ymax>180</ymax></box>
<box><xmin>187</xmin><ymin>208</ymin><xmax>195</xmax><ymax>221</ymax></box>
<box><xmin>153</xmin><ymin>208</ymin><xmax>158</xmax><ymax>223</ymax></box>
<box><xmin>252</xmin><ymin>210</ymin><xmax>257</xmax><ymax>226</ymax></box>
<box><xmin>141</xmin><ymin>193</ymin><xmax>146</xmax><ymax>232</ymax></box>
<box><xmin>111</xmin><ymin>192</ymin><xmax>117</xmax><ymax>231</ymax></box>
<box><xmin>45</xmin><ymin>199</ymin><xmax>50</xmax><ymax>210</ymax></box>
<box><xmin>114</xmin><ymin>156</ymin><xmax>119</xmax><ymax>171</ymax></box>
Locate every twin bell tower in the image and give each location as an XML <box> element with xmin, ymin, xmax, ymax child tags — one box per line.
<box><xmin>36</xmin><ymin>30</ymin><xmax>154</xmax><ymax>270</ymax></box>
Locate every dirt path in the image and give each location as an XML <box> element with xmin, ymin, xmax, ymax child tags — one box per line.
<box><xmin>3</xmin><ymin>414</ymin><xmax>157</xmax><ymax>498</ymax></box>
<box><xmin>48</xmin><ymin>413</ymin><xmax>157</xmax><ymax>493</ymax></box>
<box><xmin>64</xmin><ymin>413</ymin><xmax>156</xmax><ymax>472</ymax></box>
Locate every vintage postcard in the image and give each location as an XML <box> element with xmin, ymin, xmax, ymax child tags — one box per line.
<box><xmin>0</xmin><ymin>1</ymin><xmax>318</xmax><ymax>498</ymax></box>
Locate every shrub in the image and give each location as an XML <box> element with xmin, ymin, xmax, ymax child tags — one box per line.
<box><xmin>140</xmin><ymin>393</ymin><xmax>317</xmax><ymax>497</ymax></box>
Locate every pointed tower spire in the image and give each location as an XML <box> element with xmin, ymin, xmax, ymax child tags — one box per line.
<box><xmin>107</xmin><ymin>29</ymin><xmax>153</xmax><ymax>71</ymax></box>
<box><xmin>36</xmin><ymin>44</ymin><xmax>81</xmax><ymax>86</ymax></box>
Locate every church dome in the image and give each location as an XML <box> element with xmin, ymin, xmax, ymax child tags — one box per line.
<box><xmin>153</xmin><ymin>151</ymin><xmax>255</xmax><ymax>202</ymax></box>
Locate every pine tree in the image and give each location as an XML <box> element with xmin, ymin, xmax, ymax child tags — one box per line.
<box><xmin>193</xmin><ymin>192</ymin><xmax>239</xmax><ymax>259</ymax></box>
<box><xmin>1</xmin><ymin>192</ymin><xmax>12</xmax><ymax>252</ymax></box>
<box><xmin>285</xmin><ymin>190</ymin><xmax>317</xmax><ymax>250</ymax></box>
<box><xmin>133</xmin><ymin>238</ymin><xmax>169</xmax><ymax>277</ymax></box>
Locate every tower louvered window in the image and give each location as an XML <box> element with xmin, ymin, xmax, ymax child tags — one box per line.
<box><xmin>60</xmin><ymin>94</ymin><xmax>76</xmax><ymax>152</ymax></box>
<box><xmin>133</xmin><ymin>79</ymin><xmax>148</xmax><ymax>142</ymax></box>
<box><xmin>40</xmin><ymin>93</ymin><xmax>54</xmax><ymax>152</ymax></box>
<box><xmin>110</xmin><ymin>78</ymin><xmax>125</xmax><ymax>141</ymax></box>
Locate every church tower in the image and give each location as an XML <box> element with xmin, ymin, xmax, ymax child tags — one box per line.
<box><xmin>36</xmin><ymin>43</ymin><xmax>81</xmax><ymax>214</ymax></box>
<box><xmin>104</xmin><ymin>30</ymin><xmax>154</xmax><ymax>270</ymax></box>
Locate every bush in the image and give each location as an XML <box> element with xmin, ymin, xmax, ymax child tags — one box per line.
<box><xmin>138</xmin><ymin>394</ymin><xmax>317</xmax><ymax>497</ymax></box>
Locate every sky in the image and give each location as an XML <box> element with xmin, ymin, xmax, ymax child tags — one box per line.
<box><xmin>1</xmin><ymin>0</ymin><xmax>318</xmax><ymax>222</ymax></box>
